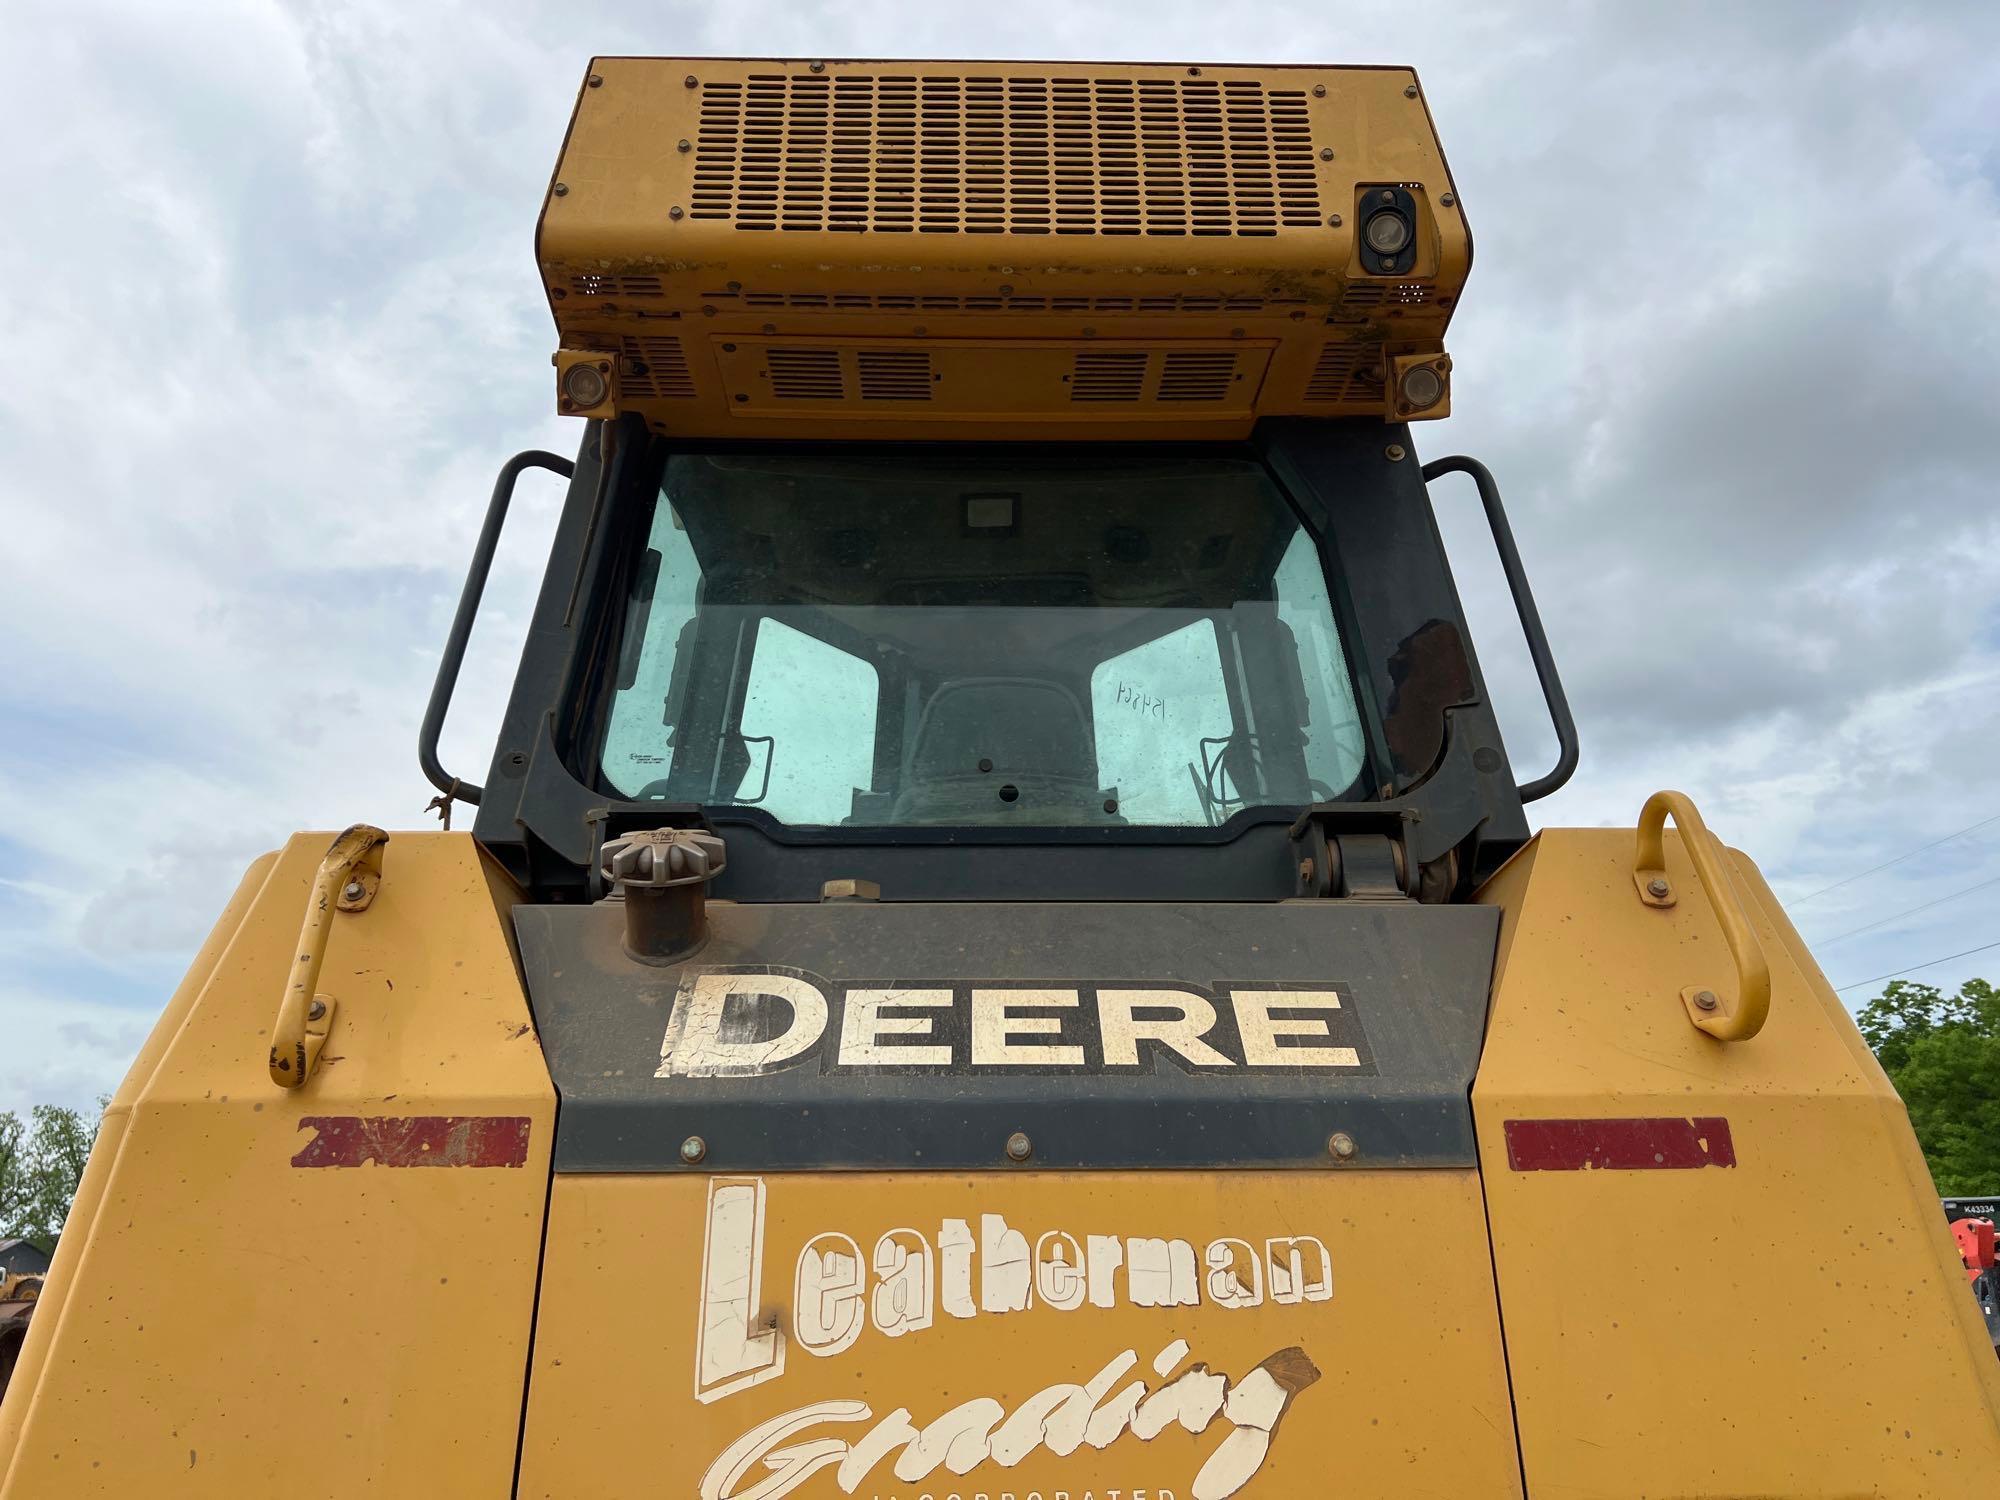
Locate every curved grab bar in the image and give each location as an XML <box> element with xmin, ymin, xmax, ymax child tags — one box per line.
<box><xmin>269</xmin><ymin>824</ymin><xmax>389</xmax><ymax>1088</ymax></box>
<box><xmin>418</xmin><ymin>450</ymin><xmax>575</xmax><ymax>808</ymax></box>
<box><xmin>1634</xmin><ymin>790</ymin><xmax>1772</xmax><ymax>1041</ymax></box>
<box><xmin>1421</xmin><ymin>455</ymin><xmax>1579</xmax><ymax>802</ymax></box>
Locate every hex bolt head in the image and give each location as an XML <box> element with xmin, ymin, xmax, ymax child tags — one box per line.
<box><xmin>669</xmin><ymin>206</ymin><xmax>684</xmax><ymax>220</ymax></box>
<box><xmin>684</xmin><ymin>73</ymin><xmax>699</xmax><ymax>88</ymax></box>
<box><xmin>587</xmin><ymin>73</ymin><xmax>603</xmax><ymax>88</ymax></box>
<box><xmin>677</xmin><ymin>138</ymin><xmax>691</xmax><ymax>153</ymax></box>
<box><xmin>342</xmin><ymin>880</ymin><xmax>366</xmax><ymax>902</ymax></box>
<box><xmin>1312</xmin><ymin>84</ymin><xmax>1326</xmax><ymax>98</ymax></box>
<box><xmin>1327</xmin><ymin>213</ymin><xmax>1343</xmax><ymax>228</ymax></box>
<box><xmin>1693</xmin><ymin>989</ymin><xmax>1720</xmax><ymax>1012</ymax></box>
<box><xmin>1440</xmin><ymin>191</ymin><xmax>1457</xmax><ymax>208</ymax></box>
<box><xmin>1404</xmin><ymin>83</ymin><xmax>1419</xmax><ymax>98</ymax></box>
<box><xmin>552</xmin><ymin>182</ymin><xmax>568</xmax><ymax>197</ymax></box>
<box><xmin>1319</xmin><ymin>147</ymin><xmax>1334</xmax><ymax>161</ymax></box>
<box><xmin>680</xmin><ymin>1135</ymin><xmax>708</xmax><ymax>1164</ymax></box>
<box><xmin>1329</xmin><ymin>1131</ymin><xmax>1358</xmax><ymax>1160</ymax></box>
<box><xmin>1646</xmin><ymin>877</ymin><xmax>1671</xmax><ymax>898</ymax></box>
<box><xmin>1005</xmin><ymin>1131</ymin><xmax>1033</xmax><ymax>1162</ymax></box>
<box><xmin>1385</xmin><ymin>444</ymin><xmax>1407</xmax><ymax>462</ymax></box>
<box><xmin>809</xmin><ymin>60</ymin><xmax>826</xmax><ymax>73</ymax></box>
<box><xmin>307</xmin><ymin>1000</ymin><xmax>327</xmax><ymax>1022</ymax></box>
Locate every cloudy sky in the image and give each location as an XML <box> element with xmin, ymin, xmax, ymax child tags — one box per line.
<box><xmin>2</xmin><ymin>0</ymin><xmax>1996</xmax><ymax>1115</ymax></box>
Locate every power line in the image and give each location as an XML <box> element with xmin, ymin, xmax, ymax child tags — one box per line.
<box><xmin>1790</xmin><ymin>811</ymin><xmax>2000</xmax><ymax>906</ymax></box>
<box><xmin>1833</xmin><ymin>938</ymin><xmax>2000</xmax><ymax>994</ymax></box>
<box><xmin>1813</xmin><ymin>872</ymin><xmax>2000</xmax><ymax>948</ymax></box>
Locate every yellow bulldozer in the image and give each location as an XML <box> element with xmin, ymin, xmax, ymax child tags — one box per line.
<box><xmin>3</xmin><ymin>57</ymin><xmax>1996</xmax><ymax>1498</ymax></box>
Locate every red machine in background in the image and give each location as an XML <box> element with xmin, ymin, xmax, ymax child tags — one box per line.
<box><xmin>1945</xmin><ymin>1199</ymin><xmax>2000</xmax><ymax>1354</ymax></box>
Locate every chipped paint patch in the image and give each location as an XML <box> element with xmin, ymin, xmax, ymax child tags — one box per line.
<box><xmin>291</xmin><ymin>1115</ymin><xmax>532</xmax><ymax>1168</ymax></box>
<box><xmin>1502</xmin><ymin>1116</ymin><xmax>1735</xmax><ymax>1171</ymax></box>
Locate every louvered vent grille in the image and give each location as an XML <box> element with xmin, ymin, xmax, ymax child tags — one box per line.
<box><xmin>1069</xmin><ymin>352</ymin><xmax>1150</xmax><ymax>401</ymax></box>
<box><xmin>856</xmin><ymin>349</ymin><xmax>933</xmax><ymax>400</ymax></box>
<box><xmin>570</xmin><ymin>273</ymin><xmax>667</xmax><ymax>298</ymax></box>
<box><xmin>691</xmin><ymin>73</ymin><xmax>1322</xmax><ymax>235</ymax></box>
<box><xmin>1304</xmin><ymin>343</ymin><xmax>1386</xmax><ymax>404</ymax></box>
<box><xmin>616</xmin><ymin>336</ymin><xmax>695</xmax><ymax>398</ymax></box>
<box><xmin>1157</xmin><ymin>351</ymin><xmax>1239</xmax><ymax>401</ymax></box>
<box><xmin>1339</xmin><ymin>282</ymin><xmax>1434</xmax><ymax>309</ymax></box>
<box><xmin>699</xmin><ymin>288</ymin><xmax>1306</xmax><ymax>314</ymax></box>
<box><xmin>767</xmin><ymin>347</ymin><xmax>845</xmax><ymax>399</ymax></box>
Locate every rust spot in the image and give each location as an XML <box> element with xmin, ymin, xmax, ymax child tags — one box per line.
<box><xmin>291</xmin><ymin>1115</ymin><xmax>532</xmax><ymax>1168</ymax></box>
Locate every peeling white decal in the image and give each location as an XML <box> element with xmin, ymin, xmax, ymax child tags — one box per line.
<box><xmin>694</xmin><ymin>1178</ymin><xmax>786</xmax><ymax>1403</ymax></box>
<box><xmin>699</xmin><ymin>1343</ymin><xmax>1320</xmax><ymax>1500</ymax></box>
<box><xmin>661</xmin><ymin>971</ymin><xmax>828</xmax><ymax>1079</ymax></box>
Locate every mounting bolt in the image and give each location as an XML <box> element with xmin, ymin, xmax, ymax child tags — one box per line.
<box><xmin>1385</xmin><ymin>444</ymin><xmax>1407</xmax><ymax>462</ymax></box>
<box><xmin>1005</xmin><ymin>1131</ymin><xmax>1033</xmax><ymax>1163</ymax></box>
<box><xmin>1646</xmin><ymin>877</ymin><xmax>1671</xmax><ymax>899</ymax></box>
<box><xmin>669</xmin><ymin>206</ymin><xmax>684</xmax><ymax>220</ymax></box>
<box><xmin>1327</xmin><ymin>213</ymin><xmax>1343</xmax><ymax>228</ymax></box>
<box><xmin>1440</xmin><ymin>191</ymin><xmax>1457</xmax><ymax>208</ymax></box>
<box><xmin>307</xmin><ymin>1000</ymin><xmax>327</xmax><ymax>1022</ymax></box>
<box><xmin>1319</xmin><ymin>147</ymin><xmax>1334</xmax><ymax>161</ymax></box>
<box><xmin>1312</xmin><ymin>84</ymin><xmax>1326</xmax><ymax>98</ymax></box>
<box><xmin>343</xmin><ymin>880</ymin><xmax>367</xmax><ymax>902</ymax></box>
<box><xmin>552</xmin><ymin>182</ymin><xmax>568</xmax><ymax>197</ymax></box>
<box><xmin>684</xmin><ymin>74</ymin><xmax>698</xmax><ymax>88</ymax></box>
<box><xmin>587</xmin><ymin>73</ymin><xmax>603</xmax><ymax>88</ymax></box>
<box><xmin>677</xmin><ymin>138</ymin><xmax>691</xmax><ymax>153</ymax></box>
<box><xmin>1692</xmin><ymin>990</ymin><xmax>1720</xmax><ymax>1012</ymax></box>
<box><xmin>680</xmin><ymin>1135</ymin><xmax>708</xmax><ymax>1164</ymax></box>
<box><xmin>1404</xmin><ymin>83</ymin><xmax>1419</xmax><ymax>98</ymax></box>
<box><xmin>1328</xmin><ymin>1131</ymin><xmax>1357</xmax><ymax>1161</ymax></box>
<box><xmin>809</xmin><ymin>60</ymin><xmax>826</xmax><ymax>73</ymax></box>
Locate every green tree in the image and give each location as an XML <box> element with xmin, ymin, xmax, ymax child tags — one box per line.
<box><xmin>0</xmin><ymin>1103</ymin><xmax>103</xmax><ymax>1256</ymax></box>
<box><xmin>1858</xmin><ymin>977</ymin><xmax>2000</xmax><ymax>1194</ymax></box>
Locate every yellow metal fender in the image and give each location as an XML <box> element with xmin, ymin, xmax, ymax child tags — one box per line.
<box><xmin>1474</xmin><ymin>811</ymin><xmax>2000</xmax><ymax>1497</ymax></box>
<box><xmin>0</xmin><ymin>832</ymin><xmax>555</xmax><ymax>1499</ymax></box>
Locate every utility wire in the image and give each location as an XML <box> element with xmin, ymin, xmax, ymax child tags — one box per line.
<box><xmin>1812</xmin><ymin>871</ymin><xmax>2000</xmax><ymax>948</ymax></box>
<box><xmin>1834</xmin><ymin>938</ymin><xmax>2000</xmax><ymax>994</ymax></box>
<box><xmin>1790</xmin><ymin>811</ymin><xmax>2000</xmax><ymax>906</ymax></box>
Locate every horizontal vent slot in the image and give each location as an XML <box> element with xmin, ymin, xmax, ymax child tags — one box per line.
<box><xmin>617</xmin><ymin>336</ymin><xmax>695</xmax><ymax>399</ymax></box>
<box><xmin>1069</xmin><ymin>351</ymin><xmax>1149</xmax><ymax>402</ymax></box>
<box><xmin>691</xmin><ymin>74</ymin><xmax>1323</xmax><ymax>236</ymax></box>
<box><xmin>1304</xmin><ymin>343</ymin><xmax>1385</xmax><ymax>404</ymax></box>
<box><xmin>570</xmin><ymin>273</ymin><xmax>667</xmax><ymax>298</ymax></box>
<box><xmin>703</xmin><ymin>289</ymin><xmax>1306</xmax><ymax>315</ymax></box>
<box><xmin>1157</xmin><ymin>350</ymin><xmax>1239</xmax><ymax>402</ymax></box>
<box><xmin>856</xmin><ymin>349</ymin><xmax>933</xmax><ymax>400</ymax></box>
<box><xmin>1339</xmin><ymin>282</ymin><xmax>1432</xmax><ymax>309</ymax></box>
<box><xmin>766</xmin><ymin>347</ymin><xmax>845</xmax><ymax>399</ymax></box>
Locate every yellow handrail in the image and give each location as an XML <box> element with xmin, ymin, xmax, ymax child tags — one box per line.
<box><xmin>268</xmin><ymin>825</ymin><xmax>389</xmax><ymax>1088</ymax></box>
<box><xmin>1633</xmin><ymin>791</ymin><xmax>1772</xmax><ymax>1042</ymax></box>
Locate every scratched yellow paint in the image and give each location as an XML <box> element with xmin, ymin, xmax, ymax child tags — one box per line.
<box><xmin>0</xmin><ymin>833</ymin><xmax>556</xmax><ymax>1499</ymax></box>
<box><xmin>517</xmin><ymin>1169</ymin><xmax>1522</xmax><ymax>1499</ymax></box>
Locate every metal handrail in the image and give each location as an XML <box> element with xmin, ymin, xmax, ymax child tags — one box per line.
<box><xmin>1421</xmin><ymin>455</ymin><xmax>1580</xmax><ymax>802</ymax></box>
<box><xmin>418</xmin><ymin>450</ymin><xmax>574</xmax><ymax>807</ymax></box>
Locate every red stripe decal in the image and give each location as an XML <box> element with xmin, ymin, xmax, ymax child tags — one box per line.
<box><xmin>1503</xmin><ymin>1116</ymin><xmax>1735</xmax><ymax>1172</ymax></box>
<box><xmin>291</xmin><ymin>1115</ymin><xmax>532</xmax><ymax>1168</ymax></box>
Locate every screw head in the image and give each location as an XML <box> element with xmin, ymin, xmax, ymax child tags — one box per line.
<box><xmin>684</xmin><ymin>74</ymin><xmax>698</xmax><ymax>88</ymax></box>
<box><xmin>809</xmin><ymin>60</ymin><xmax>826</xmax><ymax>73</ymax></box>
<box><xmin>1327</xmin><ymin>212</ymin><xmax>1343</xmax><ymax>228</ymax></box>
<box><xmin>307</xmin><ymin>999</ymin><xmax>326</xmax><ymax>1022</ymax></box>
<box><xmin>1646</xmin><ymin>877</ymin><xmax>1671</xmax><ymax>898</ymax></box>
<box><xmin>1319</xmin><ymin>147</ymin><xmax>1334</xmax><ymax>161</ymax></box>
<box><xmin>1693</xmin><ymin>989</ymin><xmax>1720</xmax><ymax>1012</ymax></box>
<box><xmin>677</xmin><ymin>138</ymin><xmax>691</xmax><ymax>153</ymax></box>
<box><xmin>1440</xmin><ymin>191</ymin><xmax>1457</xmax><ymax>208</ymax></box>
<box><xmin>1329</xmin><ymin>1131</ymin><xmax>1357</xmax><ymax>1160</ymax></box>
<box><xmin>551</xmin><ymin>182</ymin><xmax>568</xmax><ymax>197</ymax></box>
<box><xmin>1312</xmin><ymin>84</ymin><xmax>1326</xmax><ymax>98</ymax></box>
<box><xmin>342</xmin><ymin>880</ymin><xmax>366</xmax><ymax>902</ymax></box>
<box><xmin>669</xmin><ymin>206</ymin><xmax>684</xmax><ymax>221</ymax></box>
<box><xmin>679</xmin><ymin>1135</ymin><xmax>708</xmax><ymax>1164</ymax></box>
<box><xmin>1385</xmin><ymin>444</ymin><xmax>1407</xmax><ymax>462</ymax></box>
<box><xmin>1404</xmin><ymin>83</ymin><xmax>1419</xmax><ymax>98</ymax></box>
<box><xmin>1005</xmin><ymin>1131</ymin><xmax>1033</xmax><ymax>1162</ymax></box>
<box><xmin>587</xmin><ymin>73</ymin><xmax>603</xmax><ymax>88</ymax></box>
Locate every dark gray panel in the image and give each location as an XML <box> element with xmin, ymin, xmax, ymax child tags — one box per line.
<box><xmin>514</xmin><ymin>899</ymin><xmax>1498</xmax><ymax>1172</ymax></box>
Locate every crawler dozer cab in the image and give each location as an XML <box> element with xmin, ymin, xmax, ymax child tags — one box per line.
<box><xmin>5</xmin><ymin>57</ymin><xmax>1997</xmax><ymax>1499</ymax></box>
